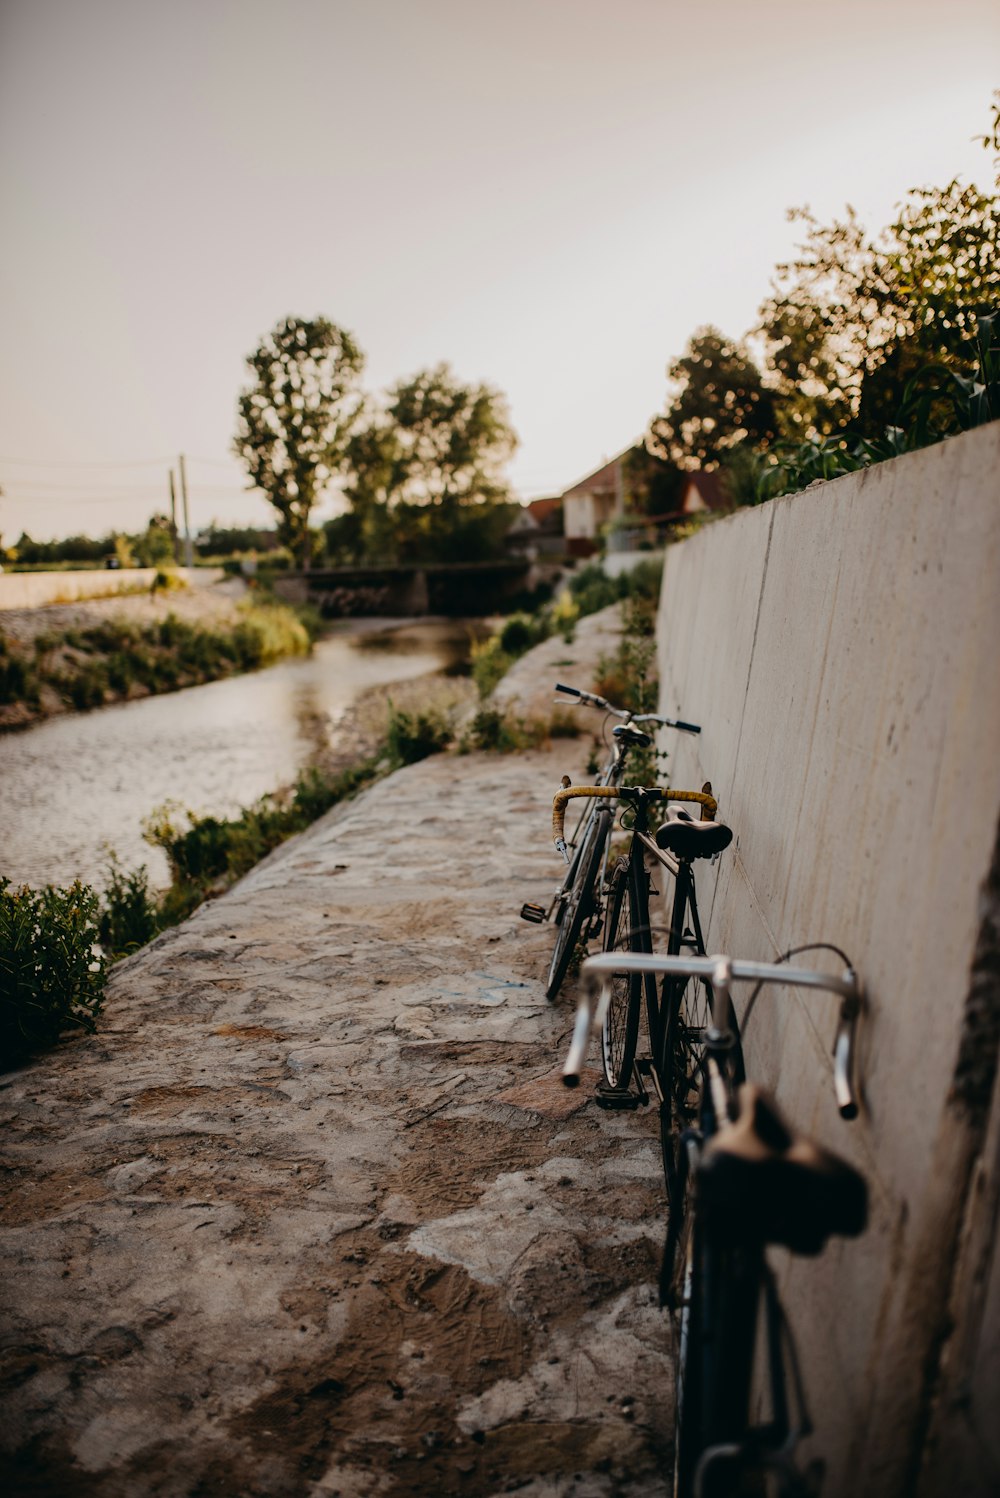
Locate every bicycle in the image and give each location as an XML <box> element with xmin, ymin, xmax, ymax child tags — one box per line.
<box><xmin>564</xmin><ymin>949</ymin><xmax>866</xmax><ymax>1498</ymax></box>
<box><xmin>549</xmin><ymin>778</ymin><xmax>733</xmax><ymax>1214</ymax></box>
<box><xmin>520</xmin><ymin>683</ymin><xmax>701</xmax><ymax>1002</ymax></box>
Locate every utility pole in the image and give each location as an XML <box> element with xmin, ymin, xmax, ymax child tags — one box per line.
<box><xmin>178</xmin><ymin>453</ymin><xmax>194</xmax><ymax>571</ymax></box>
<box><xmin>168</xmin><ymin>469</ymin><xmax>180</xmax><ymax>564</ymax></box>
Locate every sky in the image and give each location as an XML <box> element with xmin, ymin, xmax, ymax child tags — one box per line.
<box><xmin>0</xmin><ymin>0</ymin><xmax>997</xmax><ymax>543</ymax></box>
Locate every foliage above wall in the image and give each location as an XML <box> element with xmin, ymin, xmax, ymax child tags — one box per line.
<box><xmin>638</xmin><ymin>93</ymin><xmax>1000</xmax><ymax>507</ymax></box>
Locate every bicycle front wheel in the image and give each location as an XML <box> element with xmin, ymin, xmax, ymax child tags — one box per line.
<box><xmin>545</xmin><ymin>812</ymin><xmax>607</xmax><ymax>1002</ymax></box>
<box><xmin>599</xmin><ymin>859</ymin><xmax>643</xmax><ymax>1090</ymax></box>
<box><xmin>658</xmin><ymin>873</ymin><xmax>744</xmax><ymax>1207</ymax></box>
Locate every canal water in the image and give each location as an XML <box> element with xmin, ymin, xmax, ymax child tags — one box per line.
<box><xmin>0</xmin><ymin>620</ymin><xmax>475</xmax><ymax>891</ymax></box>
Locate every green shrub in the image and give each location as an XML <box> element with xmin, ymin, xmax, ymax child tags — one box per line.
<box><xmin>463</xmin><ymin>705</ymin><xmax>525</xmax><ymax>753</ymax></box>
<box><xmin>498</xmin><ymin>612</ymin><xmax>547</xmax><ymax>656</ymax></box>
<box><xmin>386</xmin><ymin>703</ymin><xmax>452</xmax><ymax>765</ymax></box>
<box><xmin>0</xmin><ymin>878</ymin><xmax>107</xmax><ymax>1069</ymax></box>
<box><xmin>567</xmin><ymin>564</ymin><xmax>623</xmax><ymax>616</ymax></box>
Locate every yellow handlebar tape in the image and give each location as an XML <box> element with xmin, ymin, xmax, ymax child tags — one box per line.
<box><xmin>552</xmin><ymin>783</ymin><xmax>719</xmax><ymax>848</ymax></box>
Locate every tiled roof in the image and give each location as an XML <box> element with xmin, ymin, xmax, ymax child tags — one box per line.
<box><xmin>560</xmin><ymin>453</ymin><xmax>624</xmax><ymax>500</ymax></box>
<box><xmin>681</xmin><ymin>470</ymin><xmax>727</xmax><ymax>510</ymax></box>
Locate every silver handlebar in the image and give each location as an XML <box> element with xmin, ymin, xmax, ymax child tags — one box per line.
<box><xmin>563</xmin><ymin>952</ymin><xmax>862</xmax><ymax>1120</ymax></box>
<box><xmin>553</xmin><ymin>684</ymin><xmax>700</xmax><ymax>733</ymax></box>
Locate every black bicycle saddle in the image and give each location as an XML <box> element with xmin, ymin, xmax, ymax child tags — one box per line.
<box><xmin>613</xmin><ymin>723</ymin><xmax>652</xmax><ymax>748</ymax></box>
<box><xmin>697</xmin><ymin>1086</ymin><xmax>867</xmax><ymax>1255</ymax></box>
<box><xmin>654</xmin><ymin>807</ymin><xmax>733</xmax><ymax>860</ymax></box>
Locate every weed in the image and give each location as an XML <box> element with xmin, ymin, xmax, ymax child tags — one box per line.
<box><xmin>99</xmin><ymin>856</ymin><xmax>160</xmax><ymax>959</ymax></box>
<box><xmin>470</xmin><ymin>635</ymin><xmax>515</xmax><ymax>698</ymax></box>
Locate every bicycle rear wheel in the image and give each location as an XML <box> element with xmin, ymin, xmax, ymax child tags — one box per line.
<box><xmin>599</xmin><ymin>859</ymin><xmax>643</xmax><ymax>1090</ymax></box>
<box><xmin>545</xmin><ymin>812</ymin><xmax>607</xmax><ymax>1002</ymax></box>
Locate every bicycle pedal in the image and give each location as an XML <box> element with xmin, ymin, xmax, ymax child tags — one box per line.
<box><xmin>519</xmin><ymin>903</ymin><xmax>546</xmax><ymax>924</ymax></box>
<box><xmin>595</xmin><ymin>1087</ymin><xmax>643</xmax><ymax>1111</ymax></box>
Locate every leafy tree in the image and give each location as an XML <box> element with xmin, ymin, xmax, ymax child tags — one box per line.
<box><xmin>234</xmin><ymin>316</ymin><xmax>364</xmax><ymax>568</ymax></box>
<box><xmin>384</xmin><ymin>362</ymin><xmax>516</xmax><ymax>509</ymax></box>
<box><xmin>646</xmin><ymin>328</ymin><xmax>778</xmax><ymax>473</ymax></box>
<box><xmin>341</xmin><ymin>363</ymin><xmax>518</xmax><ymax>562</ymax></box>
<box><xmin>759</xmin><ymin>95</ymin><xmax>1000</xmax><ymax>440</ymax></box>
<box><xmin>623</xmin><ymin>442</ymin><xmax>683</xmax><ymax>516</ymax></box>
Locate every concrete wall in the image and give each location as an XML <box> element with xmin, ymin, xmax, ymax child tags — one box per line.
<box><xmin>654</xmin><ymin>423</ymin><xmax>1000</xmax><ymax>1496</ymax></box>
<box><xmin>0</xmin><ymin>568</ymin><xmax>175</xmax><ymax>610</ymax></box>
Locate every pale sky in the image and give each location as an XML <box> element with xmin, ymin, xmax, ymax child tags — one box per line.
<box><xmin>1</xmin><ymin>0</ymin><xmax>997</xmax><ymax>542</ymax></box>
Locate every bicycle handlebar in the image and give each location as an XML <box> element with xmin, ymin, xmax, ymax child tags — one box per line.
<box><xmin>551</xmin><ymin>783</ymin><xmax>719</xmax><ymax>861</ymax></box>
<box><xmin>564</xmin><ymin>952</ymin><xmax>862</xmax><ymax>1121</ymax></box>
<box><xmin>554</xmin><ymin>682</ymin><xmax>700</xmax><ymax>735</ymax></box>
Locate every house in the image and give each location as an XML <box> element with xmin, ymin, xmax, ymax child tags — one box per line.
<box><xmin>605</xmin><ymin>467</ymin><xmax>730</xmax><ymax>555</ymax></box>
<box><xmin>559</xmin><ymin>453</ymin><xmax>628</xmax><ymax>557</ymax></box>
<box><xmin>506</xmin><ymin>496</ymin><xmax>564</xmax><ymax>556</ymax></box>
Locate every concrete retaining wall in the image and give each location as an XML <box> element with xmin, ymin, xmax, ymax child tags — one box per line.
<box><xmin>654</xmin><ymin>423</ymin><xmax>1000</xmax><ymax>1496</ymax></box>
<box><xmin>0</xmin><ymin>568</ymin><xmax>170</xmax><ymax>610</ymax></box>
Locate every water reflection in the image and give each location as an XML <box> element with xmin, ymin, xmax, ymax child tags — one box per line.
<box><xmin>0</xmin><ymin>620</ymin><xmax>477</xmax><ymax>891</ymax></box>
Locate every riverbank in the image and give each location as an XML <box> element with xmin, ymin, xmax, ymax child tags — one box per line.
<box><xmin>0</xmin><ymin>577</ymin><xmax>312</xmax><ymax>731</ymax></box>
<box><xmin>0</xmin><ymin>606</ymin><xmax>677</xmax><ymax>1498</ymax></box>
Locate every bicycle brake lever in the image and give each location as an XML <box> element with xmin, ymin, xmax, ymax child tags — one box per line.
<box><xmin>555</xmin><ymin>837</ymin><xmax>570</xmax><ymax>864</ymax></box>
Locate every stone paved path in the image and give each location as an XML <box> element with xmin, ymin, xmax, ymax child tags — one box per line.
<box><xmin>1</xmin><ymin>616</ymin><xmax>676</xmax><ymax>1498</ymax></box>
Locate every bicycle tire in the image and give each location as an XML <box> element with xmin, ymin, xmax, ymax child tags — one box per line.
<box><xmin>673</xmin><ymin>1214</ymin><xmax>761</xmax><ymax>1498</ymax></box>
<box><xmin>659</xmin><ymin>876</ymin><xmax>745</xmax><ymax>1207</ymax></box>
<box><xmin>599</xmin><ymin>859</ymin><xmax>643</xmax><ymax>1090</ymax></box>
<box><xmin>545</xmin><ymin>812</ymin><xmax>607</xmax><ymax>1001</ymax></box>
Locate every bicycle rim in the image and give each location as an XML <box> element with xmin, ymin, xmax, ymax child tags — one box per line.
<box><xmin>599</xmin><ymin>860</ymin><xmax>642</xmax><ymax>1090</ymax></box>
<box><xmin>545</xmin><ymin>816</ymin><xmax>606</xmax><ymax>1001</ymax></box>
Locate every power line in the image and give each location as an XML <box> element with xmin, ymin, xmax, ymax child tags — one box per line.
<box><xmin>0</xmin><ymin>455</ymin><xmax>176</xmax><ymax>469</ymax></box>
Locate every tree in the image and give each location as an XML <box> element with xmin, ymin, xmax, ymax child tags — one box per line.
<box><xmin>646</xmin><ymin>328</ymin><xmax>778</xmax><ymax>472</ymax></box>
<box><xmin>340</xmin><ymin>363</ymin><xmax>518</xmax><ymax>562</ymax></box>
<box><xmin>234</xmin><ymin>316</ymin><xmax>364</xmax><ymax>568</ymax></box>
<box><xmin>759</xmin><ymin>95</ymin><xmax>1000</xmax><ymax>440</ymax></box>
<box><xmin>132</xmin><ymin>514</ymin><xmax>176</xmax><ymax>567</ymax></box>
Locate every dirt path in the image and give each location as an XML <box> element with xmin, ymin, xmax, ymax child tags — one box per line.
<box><xmin>1</xmin><ymin>609</ymin><xmax>675</xmax><ymax>1498</ymax></box>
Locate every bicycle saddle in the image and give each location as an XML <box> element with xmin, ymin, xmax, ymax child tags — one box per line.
<box><xmin>613</xmin><ymin>724</ymin><xmax>652</xmax><ymax>748</ymax></box>
<box><xmin>654</xmin><ymin>807</ymin><xmax>732</xmax><ymax>859</ymax></box>
<box><xmin>697</xmin><ymin>1086</ymin><xmax>867</xmax><ymax>1255</ymax></box>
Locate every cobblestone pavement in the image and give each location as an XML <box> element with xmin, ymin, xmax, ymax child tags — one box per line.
<box><xmin>1</xmin><ymin>613</ymin><xmax>676</xmax><ymax>1498</ymax></box>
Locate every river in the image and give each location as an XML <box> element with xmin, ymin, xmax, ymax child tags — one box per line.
<box><xmin>0</xmin><ymin>619</ymin><xmax>476</xmax><ymax>891</ymax></box>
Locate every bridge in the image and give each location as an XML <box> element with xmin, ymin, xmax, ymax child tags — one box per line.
<box><xmin>272</xmin><ymin>558</ymin><xmax>537</xmax><ymax>617</ymax></box>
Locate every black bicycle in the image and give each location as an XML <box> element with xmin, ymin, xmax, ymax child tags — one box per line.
<box><xmin>521</xmin><ymin>685</ymin><xmax>700</xmax><ymax>1003</ymax></box>
<box><xmin>566</xmin><ymin>949</ymin><xmax>866</xmax><ymax>1498</ymax></box>
<box><xmin>551</xmin><ymin>779</ymin><xmax>734</xmax><ymax>1217</ymax></box>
